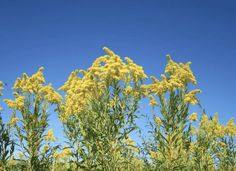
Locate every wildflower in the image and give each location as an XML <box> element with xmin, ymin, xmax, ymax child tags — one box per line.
<box><xmin>149</xmin><ymin>95</ymin><xmax>158</xmax><ymax>106</ymax></box>
<box><xmin>225</xmin><ymin>118</ymin><xmax>236</xmax><ymax>136</ymax></box>
<box><xmin>123</xmin><ymin>137</ymin><xmax>135</xmax><ymax>146</ymax></box>
<box><xmin>59</xmin><ymin>48</ymin><xmax>147</xmax><ymax>120</ymax></box>
<box><xmin>184</xmin><ymin>89</ymin><xmax>201</xmax><ymax>105</ymax></box>
<box><xmin>44</xmin><ymin>129</ymin><xmax>56</xmax><ymax>142</ymax></box>
<box><xmin>155</xmin><ymin>117</ymin><xmax>162</xmax><ymax>126</ymax></box>
<box><xmin>9</xmin><ymin>117</ymin><xmax>19</xmax><ymax>126</ymax></box>
<box><xmin>0</xmin><ymin>81</ymin><xmax>3</xmax><ymax>97</ymax></box>
<box><xmin>189</xmin><ymin>112</ymin><xmax>198</xmax><ymax>121</ymax></box>
<box><xmin>43</xmin><ymin>145</ymin><xmax>49</xmax><ymax>153</ymax></box>
<box><xmin>4</xmin><ymin>95</ymin><xmax>25</xmax><ymax>110</ymax></box>
<box><xmin>59</xmin><ymin>147</ymin><xmax>72</xmax><ymax>159</ymax></box>
<box><xmin>125</xmin><ymin>86</ymin><xmax>133</xmax><ymax>95</ymax></box>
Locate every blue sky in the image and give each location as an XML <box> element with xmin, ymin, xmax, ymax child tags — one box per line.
<box><xmin>0</xmin><ymin>0</ymin><xmax>236</xmax><ymax>142</ymax></box>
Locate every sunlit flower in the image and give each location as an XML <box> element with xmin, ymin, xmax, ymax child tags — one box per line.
<box><xmin>225</xmin><ymin>118</ymin><xmax>236</xmax><ymax>136</ymax></box>
<box><xmin>44</xmin><ymin>129</ymin><xmax>56</xmax><ymax>142</ymax></box>
<box><xmin>155</xmin><ymin>117</ymin><xmax>162</xmax><ymax>126</ymax></box>
<box><xmin>189</xmin><ymin>112</ymin><xmax>198</xmax><ymax>121</ymax></box>
<box><xmin>149</xmin><ymin>95</ymin><xmax>158</xmax><ymax>106</ymax></box>
<box><xmin>9</xmin><ymin>117</ymin><xmax>19</xmax><ymax>126</ymax></box>
<box><xmin>184</xmin><ymin>89</ymin><xmax>201</xmax><ymax>105</ymax></box>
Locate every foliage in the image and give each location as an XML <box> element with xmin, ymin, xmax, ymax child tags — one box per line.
<box><xmin>0</xmin><ymin>82</ymin><xmax>14</xmax><ymax>171</ymax></box>
<box><xmin>3</xmin><ymin>68</ymin><xmax>61</xmax><ymax>171</ymax></box>
<box><xmin>0</xmin><ymin>48</ymin><xmax>235</xmax><ymax>171</ymax></box>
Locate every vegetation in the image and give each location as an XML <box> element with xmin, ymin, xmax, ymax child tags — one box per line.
<box><xmin>0</xmin><ymin>48</ymin><xmax>235</xmax><ymax>171</ymax></box>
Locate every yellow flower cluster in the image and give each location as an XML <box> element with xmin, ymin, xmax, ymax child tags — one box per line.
<box><xmin>148</xmin><ymin>55</ymin><xmax>197</xmax><ymax>96</ymax></box>
<box><xmin>54</xmin><ymin>147</ymin><xmax>72</xmax><ymax>160</ymax></box>
<box><xmin>123</xmin><ymin>137</ymin><xmax>135</xmax><ymax>146</ymax></box>
<box><xmin>0</xmin><ymin>81</ymin><xmax>3</xmax><ymax>97</ymax></box>
<box><xmin>184</xmin><ymin>89</ymin><xmax>201</xmax><ymax>105</ymax></box>
<box><xmin>39</xmin><ymin>84</ymin><xmax>62</xmax><ymax>104</ymax></box>
<box><xmin>200</xmin><ymin>114</ymin><xmax>227</xmax><ymax>138</ymax></box>
<box><xmin>189</xmin><ymin>112</ymin><xmax>198</xmax><ymax>121</ymax></box>
<box><xmin>165</xmin><ymin>55</ymin><xmax>196</xmax><ymax>85</ymax></box>
<box><xmin>4</xmin><ymin>93</ymin><xmax>25</xmax><ymax>111</ymax></box>
<box><xmin>13</xmin><ymin>67</ymin><xmax>45</xmax><ymax>93</ymax></box>
<box><xmin>123</xmin><ymin>137</ymin><xmax>138</xmax><ymax>152</ymax></box>
<box><xmin>44</xmin><ymin>128</ymin><xmax>56</xmax><ymax>142</ymax></box>
<box><xmin>42</xmin><ymin>144</ymin><xmax>49</xmax><ymax>153</ymax></box>
<box><xmin>9</xmin><ymin>117</ymin><xmax>19</xmax><ymax>126</ymax></box>
<box><xmin>59</xmin><ymin>48</ymin><xmax>147</xmax><ymax>120</ymax></box>
<box><xmin>148</xmin><ymin>95</ymin><xmax>158</xmax><ymax>106</ymax></box>
<box><xmin>4</xmin><ymin>67</ymin><xmax>62</xmax><ymax>110</ymax></box>
<box><xmin>0</xmin><ymin>81</ymin><xmax>3</xmax><ymax>111</ymax></box>
<box><xmin>155</xmin><ymin>117</ymin><xmax>162</xmax><ymax>126</ymax></box>
<box><xmin>225</xmin><ymin>119</ymin><xmax>236</xmax><ymax>136</ymax></box>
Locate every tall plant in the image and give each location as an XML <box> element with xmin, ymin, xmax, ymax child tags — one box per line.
<box><xmin>143</xmin><ymin>55</ymin><xmax>201</xmax><ymax>170</ymax></box>
<box><xmin>4</xmin><ymin>68</ymin><xmax>61</xmax><ymax>171</ymax></box>
<box><xmin>59</xmin><ymin>48</ymin><xmax>147</xmax><ymax>170</ymax></box>
<box><xmin>0</xmin><ymin>81</ymin><xmax>14</xmax><ymax>171</ymax></box>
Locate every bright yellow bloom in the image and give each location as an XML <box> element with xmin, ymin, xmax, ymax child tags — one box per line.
<box><xmin>56</xmin><ymin>147</ymin><xmax>72</xmax><ymax>159</ymax></box>
<box><xmin>123</xmin><ymin>137</ymin><xmax>135</xmax><ymax>146</ymax></box>
<box><xmin>189</xmin><ymin>112</ymin><xmax>198</xmax><ymax>121</ymax></box>
<box><xmin>5</xmin><ymin>67</ymin><xmax>62</xmax><ymax>110</ymax></box>
<box><xmin>165</xmin><ymin>55</ymin><xmax>196</xmax><ymax>85</ymax></box>
<box><xmin>225</xmin><ymin>118</ymin><xmax>236</xmax><ymax>136</ymax></box>
<box><xmin>148</xmin><ymin>95</ymin><xmax>158</xmax><ymax>106</ymax></box>
<box><xmin>0</xmin><ymin>81</ymin><xmax>3</xmax><ymax>97</ymax></box>
<box><xmin>4</xmin><ymin>94</ymin><xmax>25</xmax><ymax>110</ymax></box>
<box><xmin>184</xmin><ymin>89</ymin><xmax>201</xmax><ymax>105</ymax></box>
<box><xmin>59</xmin><ymin>48</ymin><xmax>147</xmax><ymax>120</ymax></box>
<box><xmin>45</xmin><ymin>128</ymin><xmax>56</xmax><ymax>142</ymax></box>
<box><xmin>125</xmin><ymin>86</ymin><xmax>133</xmax><ymax>95</ymax></box>
<box><xmin>39</xmin><ymin>84</ymin><xmax>62</xmax><ymax>103</ymax></box>
<box><xmin>12</xmin><ymin>67</ymin><xmax>45</xmax><ymax>93</ymax></box>
<box><xmin>148</xmin><ymin>56</ymin><xmax>197</xmax><ymax>96</ymax></box>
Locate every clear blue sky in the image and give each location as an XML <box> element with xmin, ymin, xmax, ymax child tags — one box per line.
<box><xmin>0</xmin><ymin>1</ymin><xmax>236</xmax><ymax>142</ymax></box>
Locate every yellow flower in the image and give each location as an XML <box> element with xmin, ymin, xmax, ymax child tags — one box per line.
<box><xmin>155</xmin><ymin>117</ymin><xmax>162</xmax><ymax>126</ymax></box>
<box><xmin>148</xmin><ymin>95</ymin><xmax>158</xmax><ymax>106</ymax></box>
<box><xmin>189</xmin><ymin>112</ymin><xmax>198</xmax><ymax>121</ymax></box>
<box><xmin>9</xmin><ymin>117</ymin><xmax>19</xmax><ymax>126</ymax></box>
<box><xmin>123</xmin><ymin>137</ymin><xmax>135</xmax><ymax>146</ymax></box>
<box><xmin>57</xmin><ymin>147</ymin><xmax>72</xmax><ymax>159</ymax></box>
<box><xmin>40</xmin><ymin>84</ymin><xmax>62</xmax><ymax>103</ymax></box>
<box><xmin>184</xmin><ymin>89</ymin><xmax>201</xmax><ymax>105</ymax></box>
<box><xmin>43</xmin><ymin>145</ymin><xmax>49</xmax><ymax>153</ymax></box>
<box><xmin>125</xmin><ymin>86</ymin><xmax>133</xmax><ymax>95</ymax></box>
<box><xmin>59</xmin><ymin>48</ymin><xmax>147</xmax><ymax>120</ymax></box>
<box><xmin>45</xmin><ymin>129</ymin><xmax>56</xmax><ymax>142</ymax></box>
<box><xmin>0</xmin><ymin>81</ymin><xmax>3</xmax><ymax>97</ymax></box>
<box><xmin>5</xmin><ymin>67</ymin><xmax>61</xmax><ymax>112</ymax></box>
<box><xmin>4</xmin><ymin>95</ymin><xmax>25</xmax><ymax>110</ymax></box>
<box><xmin>225</xmin><ymin>118</ymin><xmax>236</xmax><ymax>136</ymax></box>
